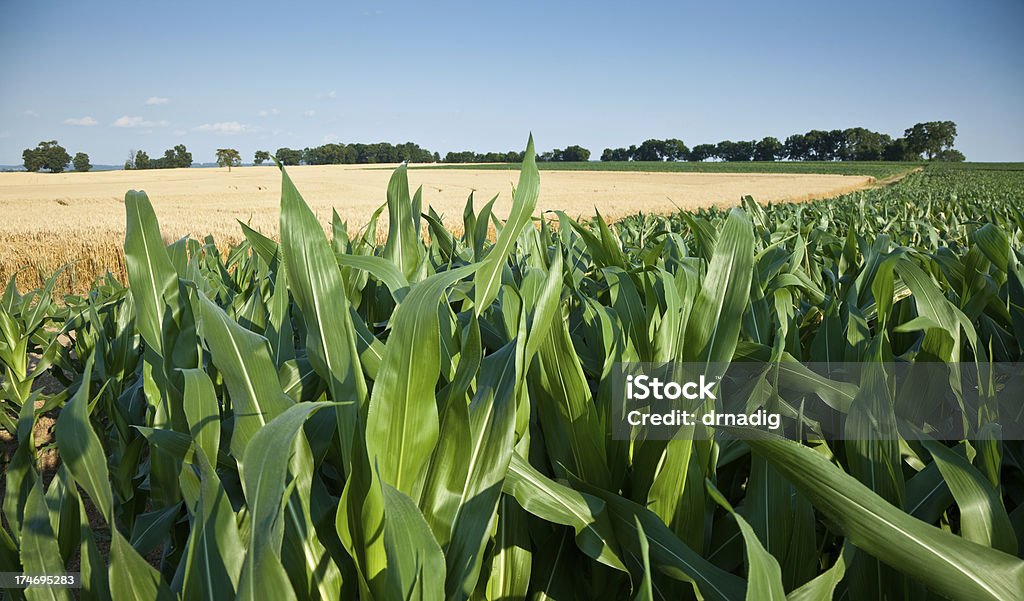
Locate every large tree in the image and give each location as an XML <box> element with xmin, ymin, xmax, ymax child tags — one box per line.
<box><xmin>559</xmin><ymin>145</ymin><xmax>591</xmax><ymax>162</ymax></box>
<box><xmin>842</xmin><ymin>128</ymin><xmax>892</xmax><ymax>161</ymax></box>
<box><xmin>663</xmin><ymin>138</ymin><xmax>689</xmax><ymax>161</ymax></box>
<box><xmin>784</xmin><ymin>134</ymin><xmax>810</xmax><ymax>160</ymax></box>
<box><xmin>634</xmin><ymin>139</ymin><xmax>668</xmax><ymax>161</ymax></box>
<box><xmin>168</xmin><ymin>144</ymin><xmax>193</xmax><ymax>168</ymax></box>
<box><xmin>904</xmin><ymin>121</ymin><xmax>958</xmax><ymax>160</ymax></box>
<box><xmin>22</xmin><ymin>140</ymin><xmax>71</xmax><ymax>173</ymax></box>
<box><xmin>216</xmin><ymin>148</ymin><xmax>242</xmax><ymax>171</ymax></box>
<box><xmin>72</xmin><ymin>152</ymin><xmax>91</xmax><ymax>172</ymax></box>
<box><xmin>688</xmin><ymin>144</ymin><xmax>717</xmax><ymax>162</ymax></box>
<box><xmin>134</xmin><ymin>150</ymin><xmax>152</xmax><ymax>170</ymax></box>
<box><xmin>254</xmin><ymin>150</ymin><xmax>271</xmax><ymax>165</ymax></box>
<box><xmin>601</xmin><ymin>147</ymin><xmax>632</xmax><ymax>161</ymax></box>
<box><xmin>716</xmin><ymin>140</ymin><xmax>755</xmax><ymax>162</ymax></box>
<box><xmin>275</xmin><ymin>147</ymin><xmax>303</xmax><ymax>166</ymax></box>
<box><xmin>753</xmin><ymin>137</ymin><xmax>783</xmax><ymax>161</ymax></box>
<box><xmin>882</xmin><ymin>138</ymin><xmax>919</xmax><ymax>162</ymax></box>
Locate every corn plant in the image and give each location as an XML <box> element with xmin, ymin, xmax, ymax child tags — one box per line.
<box><xmin>1</xmin><ymin>142</ymin><xmax>1023</xmax><ymax>600</ymax></box>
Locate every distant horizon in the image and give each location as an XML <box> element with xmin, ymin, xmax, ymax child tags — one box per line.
<box><xmin>2</xmin><ymin>0</ymin><xmax>1022</xmax><ymax>164</ymax></box>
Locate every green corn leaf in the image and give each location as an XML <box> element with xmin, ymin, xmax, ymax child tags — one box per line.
<box><xmin>503</xmin><ymin>453</ymin><xmax>627</xmax><ymax>573</ymax></box>
<box><xmin>580</xmin><ymin>481</ymin><xmax>746</xmax><ymax>601</ymax></box>
<box><xmin>785</xmin><ymin>544</ymin><xmax>851</xmax><ymax>601</ymax></box>
<box><xmin>181</xmin><ymin>451</ymin><xmax>244</xmax><ymax>601</ymax></box>
<box><xmin>336</xmin><ymin>428</ymin><xmax>387</xmax><ymax>599</ymax></box>
<box><xmin>123</xmin><ymin>190</ymin><xmax>177</xmax><ymax>356</ymax></box>
<box><xmin>485</xmin><ymin>496</ymin><xmax>532</xmax><ymax>601</ymax></box>
<box><xmin>683</xmin><ymin>207</ymin><xmax>755</xmax><ymax>371</ymax></box>
<box><xmin>365</xmin><ymin>264</ymin><xmax>479</xmax><ymax>498</ymax></box>
<box><xmin>706</xmin><ymin>480</ymin><xmax>786</xmax><ymax>601</ymax></box>
<box><xmin>632</xmin><ymin>518</ymin><xmax>654</xmax><ymax>601</ymax></box>
<box><xmin>193</xmin><ymin>290</ymin><xmax>293</xmax><ymax>460</ymax></box>
<box><xmin>383</xmin><ymin>164</ymin><xmax>423</xmax><ymax>279</ymax></box>
<box><xmin>21</xmin><ymin>479</ymin><xmax>72</xmax><ymax>601</ymax></box>
<box><xmin>53</xmin><ymin>357</ymin><xmax>113</xmax><ymax>523</ymax></box>
<box><xmin>180</xmin><ymin>368</ymin><xmax>220</xmax><ymax>469</ymax></box>
<box><xmin>335</xmin><ymin>254</ymin><xmax>410</xmax><ymax>301</ymax></box>
<box><xmin>736</xmin><ymin>428</ymin><xmax>1024</xmax><ymax>601</ymax></box>
<box><xmin>279</xmin><ymin>166</ymin><xmax>366</xmax><ymax>469</ymax></box>
<box><xmin>381</xmin><ymin>483</ymin><xmax>446</xmax><ymax>600</ymax></box>
<box><xmin>921</xmin><ymin>439</ymin><xmax>1017</xmax><ymax>555</ymax></box>
<box><xmin>475</xmin><ymin>135</ymin><xmax>539</xmax><ymax>314</ymax></box>
<box><xmin>237</xmin><ymin>402</ymin><xmax>335</xmax><ymax>601</ymax></box>
<box><xmin>109</xmin><ymin>529</ymin><xmax>176</xmax><ymax>601</ymax></box>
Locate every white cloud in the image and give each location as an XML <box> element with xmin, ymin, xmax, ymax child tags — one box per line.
<box><xmin>64</xmin><ymin>116</ymin><xmax>97</xmax><ymax>126</ymax></box>
<box><xmin>322</xmin><ymin>133</ymin><xmax>340</xmax><ymax>144</ymax></box>
<box><xmin>173</xmin><ymin>129</ymin><xmax>187</xmax><ymax>135</ymax></box>
<box><xmin>145</xmin><ymin>96</ymin><xmax>170</xmax><ymax>105</ymax></box>
<box><xmin>0</xmin><ymin>131</ymin><xmax>10</xmax><ymax>139</ymax></box>
<box><xmin>258</xmin><ymin>108</ymin><xmax>280</xmax><ymax>117</ymax></box>
<box><xmin>197</xmin><ymin>121</ymin><xmax>248</xmax><ymax>134</ymax></box>
<box><xmin>114</xmin><ymin>115</ymin><xmax>168</xmax><ymax>128</ymax></box>
<box><xmin>23</xmin><ymin>110</ymin><xmax>38</xmax><ymax>117</ymax></box>
<box><xmin>303</xmin><ymin>109</ymin><xmax>316</xmax><ymax>117</ymax></box>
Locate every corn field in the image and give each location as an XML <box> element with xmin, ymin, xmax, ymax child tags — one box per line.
<box><xmin>2</xmin><ymin>140</ymin><xmax>1024</xmax><ymax>600</ymax></box>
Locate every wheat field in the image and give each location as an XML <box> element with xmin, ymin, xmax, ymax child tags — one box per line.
<box><xmin>0</xmin><ymin>164</ymin><xmax>871</xmax><ymax>292</ymax></box>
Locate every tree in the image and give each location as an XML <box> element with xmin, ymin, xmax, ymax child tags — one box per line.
<box><xmin>663</xmin><ymin>138</ymin><xmax>689</xmax><ymax>161</ymax></box>
<box><xmin>934</xmin><ymin>148</ymin><xmax>966</xmax><ymax>162</ymax></box>
<box><xmin>275</xmin><ymin>147</ymin><xmax>303</xmax><ymax>166</ymax></box>
<box><xmin>134</xmin><ymin>150</ymin><xmax>151</xmax><ymax>170</ymax></box>
<box><xmin>905</xmin><ymin>121</ymin><xmax>958</xmax><ymax>160</ymax></box>
<box><xmin>601</xmin><ymin>147</ymin><xmax>632</xmax><ymax>161</ymax></box>
<box><xmin>634</xmin><ymin>139</ymin><xmax>668</xmax><ymax>161</ymax></box>
<box><xmin>559</xmin><ymin>145</ymin><xmax>591</xmax><ymax>162</ymax></box>
<box><xmin>22</xmin><ymin>140</ymin><xmax>71</xmax><ymax>173</ymax></box>
<box><xmin>688</xmin><ymin>144</ymin><xmax>717</xmax><ymax>162</ymax></box>
<box><xmin>72</xmin><ymin>152</ymin><xmax>91</xmax><ymax>172</ymax></box>
<box><xmin>169</xmin><ymin>144</ymin><xmax>193</xmax><ymax>168</ymax></box>
<box><xmin>254</xmin><ymin>150</ymin><xmax>271</xmax><ymax>165</ymax></box>
<box><xmin>716</xmin><ymin>140</ymin><xmax>754</xmax><ymax>162</ymax></box>
<box><xmin>784</xmin><ymin>134</ymin><xmax>809</xmax><ymax>160</ymax></box>
<box><xmin>753</xmin><ymin>137</ymin><xmax>783</xmax><ymax>161</ymax></box>
<box><xmin>882</xmin><ymin>138</ymin><xmax>918</xmax><ymax>162</ymax></box>
<box><xmin>216</xmin><ymin>148</ymin><xmax>242</xmax><ymax>171</ymax></box>
<box><xmin>842</xmin><ymin>128</ymin><xmax>892</xmax><ymax>161</ymax></box>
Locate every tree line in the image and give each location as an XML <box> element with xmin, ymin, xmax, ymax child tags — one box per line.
<box><xmin>125</xmin><ymin>144</ymin><xmax>193</xmax><ymax>170</ymax></box>
<box><xmin>600</xmin><ymin>122</ymin><xmax>963</xmax><ymax>162</ymax></box>
<box><xmin>19</xmin><ymin>121</ymin><xmax>963</xmax><ymax>173</ymax></box>
<box><xmin>267</xmin><ymin>142</ymin><xmax>438</xmax><ymax>166</ymax></box>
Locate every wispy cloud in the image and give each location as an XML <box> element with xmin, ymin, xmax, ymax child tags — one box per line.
<box><xmin>317</xmin><ymin>90</ymin><xmax>338</xmax><ymax>100</ymax></box>
<box><xmin>196</xmin><ymin>121</ymin><xmax>248</xmax><ymax>134</ymax></box>
<box><xmin>114</xmin><ymin>115</ymin><xmax>169</xmax><ymax>128</ymax></box>
<box><xmin>23</xmin><ymin>110</ymin><xmax>39</xmax><ymax>117</ymax></box>
<box><xmin>303</xmin><ymin>109</ymin><xmax>316</xmax><ymax>117</ymax></box>
<box><xmin>322</xmin><ymin>133</ymin><xmax>340</xmax><ymax>144</ymax></box>
<box><xmin>258</xmin><ymin>108</ymin><xmax>280</xmax><ymax>117</ymax></box>
<box><xmin>65</xmin><ymin>116</ymin><xmax>98</xmax><ymax>126</ymax></box>
<box><xmin>145</xmin><ymin>96</ymin><xmax>170</xmax><ymax>105</ymax></box>
<box><xmin>0</xmin><ymin>131</ymin><xmax>10</xmax><ymax>139</ymax></box>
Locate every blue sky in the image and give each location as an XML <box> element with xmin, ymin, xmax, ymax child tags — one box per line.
<box><xmin>1</xmin><ymin>0</ymin><xmax>1022</xmax><ymax>164</ymax></box>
